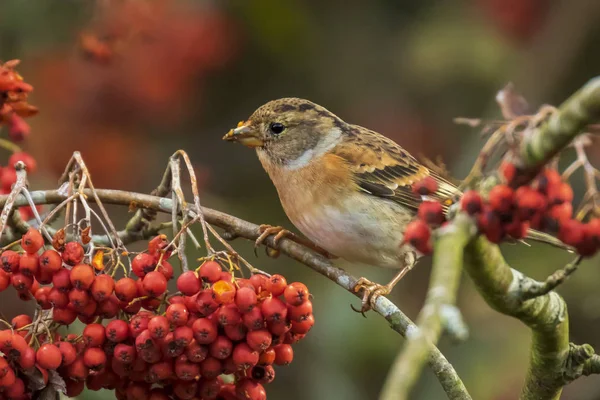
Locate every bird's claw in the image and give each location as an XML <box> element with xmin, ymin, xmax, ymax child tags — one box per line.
<box><xmin>254</xmin><ymin>225</ymin><xmax>290</xmax><ymax>257</ymax></box>
<box><xmin>254</xmin><ymin>224</ymin><xmax>335</xmax><ymax>259</ymax></box>
<box><xmin>352</xmin><ymin>277</ymin><xmax>391</xmax><ymax>314</ymax></box>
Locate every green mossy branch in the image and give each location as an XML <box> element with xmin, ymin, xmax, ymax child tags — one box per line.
<box><xmin>380</xmin><ymin>214</ymin><xmax>475</xmax><ymax>400</ymax></box>
<box><xmin>516</xmin><ymin>77</ymin><xmax>600</xmax><ymax>185</ymax></box>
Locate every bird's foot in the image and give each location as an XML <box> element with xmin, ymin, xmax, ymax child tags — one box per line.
<box><xmin>352</xmin><ymin>278</ymin><xmax>391</xmax><ymax>316</ymax></box>
<box><xmin>254</xmin><ymin>225</ymin><xmax>291</xmax><ymax>256</ymax></box>
<box><xmin>254</xmin><ymin>224</ymin><xmax>335</xmax><ymax>259</ymax></box>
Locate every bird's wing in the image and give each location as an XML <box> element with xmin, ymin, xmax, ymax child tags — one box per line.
<box><xmin>332</xmin><ymin>124</ymin><xmax>459</xmax><ymax>212</ymax></box>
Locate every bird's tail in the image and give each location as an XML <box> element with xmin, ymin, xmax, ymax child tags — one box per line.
<box><xmin>523</xmin><ymin>229</ymin><xmax>574</xmax><ymax>252</ymax></box>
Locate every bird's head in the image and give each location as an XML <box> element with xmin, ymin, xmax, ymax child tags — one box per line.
<box><xmin>223</xmin><ymin>98</ymin><xmax>345</xmax><ymax>167</ymax></box>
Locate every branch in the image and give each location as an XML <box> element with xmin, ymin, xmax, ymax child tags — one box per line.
<box><xmin>0</xmin><ymin>188</ymin><xmax>471</xmax><ymax>400</ymax></box>
<box><xmin>516</xmin><ymin>77</ymin><xmax>600</xmax><ymax>185</ymax></box>
<box><xmin>519</xmin><ymin>255</ymin><xmax>583</xmax><ymax>301</ymax></box>
<box><xmin>380</xmin><ymin>214</ymin><xmax>475</xmax><ymax>400</ymax></box>
<box><xmin>464</xmin><ymin>236</ymin><xmax>570</xmax><ymax>400</ymax></box>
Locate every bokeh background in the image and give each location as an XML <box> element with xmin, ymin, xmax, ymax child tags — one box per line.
<box><xmin>2</xmin><ymin>0</ymin><xmax>600</xmax><ymax>399</ymax></box>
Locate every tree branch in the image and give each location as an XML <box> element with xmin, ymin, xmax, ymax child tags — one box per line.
<box><xmin>515</xmin><ymin>77</ymin><xmax>600</xmax><ymax>185</ymax></box>
<box><xmin>464</xmin><ymin>236</ymin><xmax>570</xmax><ymax>400</ymax></box>
<box><xmin>380</xmin><ymin>214</ymin><xmax>475</xmax><ymax>400</ymax></box>
<box><xmin>0</xmin><ymin>188</ymin><xmax>471</xmax><ymax>400</ymax></box>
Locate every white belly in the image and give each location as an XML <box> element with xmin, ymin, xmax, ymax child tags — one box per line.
<box><xmin>288</xmin><ymin>195</ymin><xmax>413</xmax><ymax>269</ymax></box>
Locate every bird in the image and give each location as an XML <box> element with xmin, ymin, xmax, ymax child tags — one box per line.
<box><xmin>222</xmin><ymin>97</ymin><xmax>567</xmax><ymax>312</ymax></box>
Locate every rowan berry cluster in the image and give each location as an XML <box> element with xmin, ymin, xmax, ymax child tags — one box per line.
<box><xmin>0</xmin><ymin>228</ymin><xmax>314</xmax><ymax>399</ymax></box>
<box><xmin>0</xmin><ymin>59</ymin><xmax>39</xmax><ymax>220</ymax></box>
<box><xmin>404</xmin><ymin>167</ymin><xmax>600</xmax><ymax>257</ymax></box>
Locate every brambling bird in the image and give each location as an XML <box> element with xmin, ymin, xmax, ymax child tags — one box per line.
<box><xmin>223</xmin><ymin>98</ymin><xmax>568</xmax><ymax>312</ymax></box>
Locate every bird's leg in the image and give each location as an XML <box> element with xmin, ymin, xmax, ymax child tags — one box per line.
<box><xmin>254</xmin><ymin>224</ymin><xmax>335</xmax><ymax>259</ymax></box>
<box><xmin>353</xmin><ymin>259</ymin><xmax>416</xmax><ymax>314</ymax></box>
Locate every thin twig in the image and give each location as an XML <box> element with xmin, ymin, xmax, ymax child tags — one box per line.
<box><xmin>520</xmin><ymin>256</ymin><xmax>583</xmax><ymax>301</ymax></box>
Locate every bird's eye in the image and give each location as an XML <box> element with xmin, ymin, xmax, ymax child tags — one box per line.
<box><xmin>269</xmin><ymin>122</ymin><xmax>285</xmax><ymax>135</ymax></box>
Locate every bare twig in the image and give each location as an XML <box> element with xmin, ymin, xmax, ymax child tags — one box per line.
<box><xmin>520</xmin><ymin>256</ymin><xmax>583</xmax><ymax>301</ymax></box>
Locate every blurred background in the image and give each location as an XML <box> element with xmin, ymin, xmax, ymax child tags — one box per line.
<box><xmin>2</xmin><ymin>0</ymin><xmax>600</xmax><ymax>399</ymax></box>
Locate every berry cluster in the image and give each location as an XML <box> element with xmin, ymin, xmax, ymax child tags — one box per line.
<box><xmin>0</xmin><ymin>228</ymin><xmax>314</xmax><ymax>399</ymax></box>
<box><xmin>0</xmin><ymin>59</ymin><xmax>39</xmax><ymax>220</ymax></box>
<box><xmin>404</xmin><ymin>169</ymin><xmax>600</xmax><ymax>257</ymax></box>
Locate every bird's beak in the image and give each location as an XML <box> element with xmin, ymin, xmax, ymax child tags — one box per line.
<box><xmin>222</xmin><ymin>121</ymin><xmax>264</xmax><ymax>148</ymax></box>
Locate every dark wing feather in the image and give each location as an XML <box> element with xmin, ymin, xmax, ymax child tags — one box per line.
<box><xmin>333</xmin><ymin>124</ymin><xmax>460</xmax><ymax>212</ymax></box>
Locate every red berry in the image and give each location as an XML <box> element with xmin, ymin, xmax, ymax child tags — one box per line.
<box><xmin>273</xmin><ymin>344</ymin><xmax>294</xmax><ymax>366</ymax></box>
<box><xmin>559</xmin><ymin>219</ymin><xmax>585</xmax><ymax>247</ymax></box>
<box><xmin>132</xmin><ymin>253</ymin><xmax>155</xmax><ymax>278</ymax></box>
<box><xmin>588</xmin><ymin>218</ymin><xmax>600</xmax><ymax>246</ymax></box>
<box><xmin>19</xmin><ymin>253</ymin><xmax>38</xmax><ymax>276</ymax></box>
<box><xmin>114</xmin><ymin>343</ymin><xmax>136</xmax><ymax>364</ymax></box>
<box><xmin>504</xmin><ymin>218</ymin><xmax>529</xmax><ymax>240</ymax></box>
<box><xmin>1</xmin><ymin>250</ymin><xmax>20</xmax><ymax>273</ymax></box>
<box><xmin>174</xmin><ymin>359</ymin><xmax>199</xmax><ymax>381</ymax></box>
<box><xmin>83</xmin><ymin>347</ymin><xmax>107</xmax><ymax>371</ymax></box>
<box><xmin>5</xmin><ymin>377</ymin><xmax>25</xmax><ymax>398</ymax></box>
<box><xmin>21</xmin><ymin>228</ymin><xmax>44</xmax><ymax>254</ymax></box>
<box><xmin>70</xmin><ymin>264</ymin><xmax>95</xmax><ymax>290</ymax></box>
<box><xmin>243</xmin><ymin>307</ymin><xmax>265</xmax><ymax>331</ymax></box>
<box><xmin>224</xmin><ymin>323</ymin><xmax>247</xmax><ymax>341</ymax></box>
<box><xmin>199</xmin><ymin>261</ymin><xmax>222</xmax><ymax>283</ymax></box>
<box><xmin>105</xmin><ymin>319</ymin><xmax>130</xmax><ymax>342</ymax></box>
<box><xmin>62</xmin><ymin>242</ymin><xmax>84</xmax><ymax>265</ymax></box>
<box><xmin>36</xmin><ymin>343</ymin><xmax>62</xmax><ymax>369</ymax></box>
<box><xmin>52</xmin><ymin>267</ymin><xmax>71</xmax><ymax>292</ymax></box>
<box><xmin>177</xmin><ymin>271</ymin><xmax>201</xmax><ymax>296</ymax></box>
<box><xmin>143</xmin><ymin>271</ymin><xmax>167</xmax><ymax>297</ymax></box>
<box><xmin>39</xmin><ymin>249</ymin><xmax>62</xmax><ymax>273</ymax></box>
<box><xmin>218</xmin><ymin>303</ymin><xmax>242</xmax><ymax>326</ymax></box>
<box><xmin>57</xmin><ymin>341</ymin><xmax>77</xmax><ymax>366</ymax></box>
<box><xmin>499</xmin><ymin>161</ymin><xmax>517</xmax><ymax>184</ymax></box>
<box><xmin>156</xmin><ymin>260</ymin><xmax>173</xmax><ymax>280</ymax></box>
<box><xmin>69</xmin><ymin>288</ymin><xmax>90</xmax><ymax>309</ymax></box>
<box><xmin>0</xmin><ymin>270</ymin><xmax>9</xmax><ymax>292</ymax></box>
<box><xmin>284</xmin><ymin>282</ymin><xmax>310</xmax><ymax>306</ymax></box>
<box><xmin>516</xmin><ymin>187</ymin><xmax>547</xmax><ymax>220</ymax></box>
<box><xmin>192</xmin><ymin>318</ymin><xmax>218</xmax><ymax>345</ymax></box>
<box><xmin>259</xmin><ymin>348</ymin><xmax>276</xmax><ymax>366</ymax></box>
<box><xmin>235</xmin><ymin>286</ymin><xmax>258</xmax><ymax>312</ymax></box>
<box><xmin>148</xmin><ymin>315</ymin><xmax>170</xmax><ymax>339</ymax></box>
<box><xmin>488</xmin><ymin>185</ymin><xmax>515</xmax><ymax>213</ymax></box>
<box><xmin>11</xmin><ymin>273</ymin><xmax>33</xmax><ymax>291</ymax></box>
<box><xmin>236</xmin><ymin>379</ymin><xmax>266</xmax><ymax>400</ymax></box>
<box><xmin>166</xmin><ymin>303</ymin><xmax>189</xmax><ymax>326</ymax></box>
<box><xmin>412</xmin><ymin>176</ymin><xmax>438</xmax><ymax>196</ymax></box>
<box><xmin>173</xmin><ymin>381</ymin><xmax>198</xmax><ymax>400</ymax></box>
<box><xmin>90</xmin><ymin>274</ymin><xmax>114</xmax><ymax>302</ymax></box>
<box><xmin>115</xmin><ymin>277</ymin><xmax>137</xmax><ymax>302</ymax></box>
<box><xmin>196</xmin><ymin>289</ymin><xmax>219</xmax><ymax>316</ymax></box>
<box><xmin>288</xmin><ymin>300</ymin><xmax>313</xmax><ymax>321</ymax></box>
<box><xmin>545</xmin><ymin>202</ymin><xmax>573</xmax><ymax>231</ymax></box>
<box><xmin>232</xmin><ymin>342</ymin><xmax>259</xmax><ymax>371</ymax></box>
<box><xmin>83</xmin><ymin>323</ymin><xmax>105</xmax><ymax>347</ymax></box>
<box><xmin>536</xmin><ymin>168</ymin><xmax>562</xmax><ymax>194</ymax></box>
<box><xmin>403</xmin><ymin>219</ymin><xmax>432</xmax><ymax>254</ymax></box>
<box><xmin>52</xmin><ymin>306</ymin><xmax>77</xmax><ymax>324</ymax></box>
<box><xmin>548</xmin><ymin>182</ymin><xmax>574</xmax><ymax>205</ymax></box>
<box><xmin>129</xmin><ymin>313</ymin><xmax>151</xmax><ymax>338</ymax></box>
<box><xmin>418</xmin><ymin>201</ymin><xmax>445</xmax><ymax>225</ymax></box>
<box><xmin>261</xmin><ymin>297</ymin><xmax>288</xmax><ymax>323</ymax></box>
<box><xmin>478</xmin><ymin>209</ymin><xmax>504</xmax><ymax>243</ymax></box>
<box><xmin>291</xmin><ymin>313</ymin><xmax>315</xmax><ymax>334</ymax></box>
<box><xmin>266</xmin><ymin>274</ymin><xmax>287</xmax><ymax>296</ymax></box>
<box><xmin>186</xmin><ymin>339</ymin><xmax>208</xmax><ymax>363</ymax></box>
<box><xmin>246</xmin><ymin>329</ymin><xmax>272</xmax><ymax>352</ymax></box>
<box><xmin>249</xmin><ymin>274</ymin><xmax>268</xmax><ymax>292</ymax></box>
<box><xmin>200</xmin><ymin>357</ymin><xmax>222</xmax><ymax>379</ymax></box>
<box><xmin>209</xmin><ymin>335</ymin><xmax>233</xmax><ymax>360</ymax></box>
<box><xmin>199</xmin><ymin>378</ymin><xmax>222</xmax><ymax>399</ymax></box>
